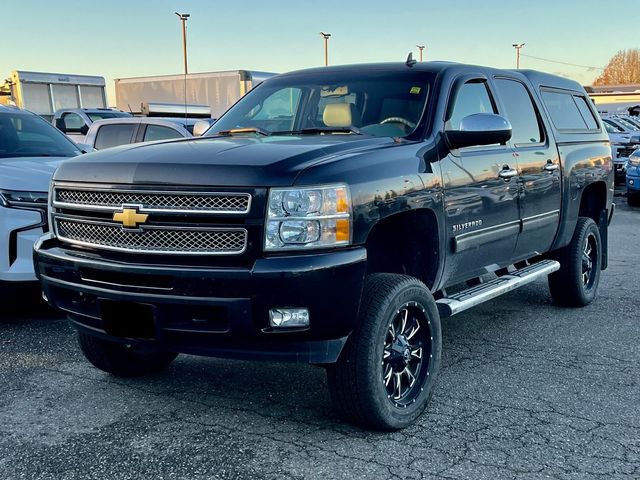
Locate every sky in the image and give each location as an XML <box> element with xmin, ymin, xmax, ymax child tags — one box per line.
<box><xmin>2</xmin><ymin>0</ymin><xmax>635</xmax><ymax>105</ymax></box>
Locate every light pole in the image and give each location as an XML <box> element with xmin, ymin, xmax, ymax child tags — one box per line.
<box><xmin>512</xmin><ymin>43</ymin><xmax>525</xmax><ymax>69</ymax></box>
<box><xmin>320</xmin><ymin>32</ymin><xmax>331</xmax><ymax>66</ymax></box>
<box><xmin>416</xmin><ymin>45</ymin><xmax>426</xmax><ymax>62</ymax></box>
<box><xmin>175</xmin><ymin>12</ymin><xmax>190</xmax><ymax>75</ymax></box>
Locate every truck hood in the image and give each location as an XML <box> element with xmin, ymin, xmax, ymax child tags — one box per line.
<box><xmin>0</xmin><ymin>157</ymin><xmax>67</xmax><ymax>192</ymax></box>
<box><xmin>53</xmin><ymin>135</ymin><xmax>395</xmax><ymax>187</ymax></box>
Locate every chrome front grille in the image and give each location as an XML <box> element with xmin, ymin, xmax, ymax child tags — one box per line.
<box><xmin>55</xmin><ymin>218</ymin><xmax>247</xmax><ymax>255</ymax></box>
<box><xmin>54</xmin><ymin>188</ymin><xmax>251</xmax><ymax>214</ymax></box>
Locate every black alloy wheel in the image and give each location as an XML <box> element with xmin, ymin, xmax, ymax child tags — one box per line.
<box><xmin>382</xmin><ymin>301</ymin><xmax>432</xmax><ymax>408</ymax></box>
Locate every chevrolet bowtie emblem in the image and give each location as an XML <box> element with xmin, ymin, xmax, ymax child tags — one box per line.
<box><xmin>113</xmin><ymin>207</ymin><xmax>149</xmax><ymax>228</ymax></box>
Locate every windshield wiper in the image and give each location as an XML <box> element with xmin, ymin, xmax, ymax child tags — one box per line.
<box><xmin>275</xmin><ymin>127</ymin><xmax>363</xmax><ymax>136</ymax></box>
<box><xmin>217</xmin><ymin>127</ymin><xmax>271</xmax><ymax>137</ymax></box>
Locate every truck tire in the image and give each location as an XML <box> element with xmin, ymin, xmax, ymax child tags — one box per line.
<box><xmin>327</xmin><ymin>274</ymin><xmax>442</xmax><ymax>431</ymax></box>
<box><xmin>548</xmin><ymin>217</ymin><xmax>602</xmax><ymax>307</ymax></box>
<box><xmin>78</xmin><ymin>332</ymin><xmax>178</xmax><ymax>377</ymax></box>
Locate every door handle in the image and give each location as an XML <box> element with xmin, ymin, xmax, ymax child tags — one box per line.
<box><xmin>498</xmin><ymin>168</ymin><xmax>518</xmax><ymax>179</ymax></box>
<box><xmin>544</xmin><ymin>162</ymin><xmax>559</xmax><ymax>172</ymax></box>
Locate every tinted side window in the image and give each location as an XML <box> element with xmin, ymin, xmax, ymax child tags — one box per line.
<box><xmin>449</xmin><ymin>82</ymin><xmax>496</xmax><ymax>129</ymax></box>
<box><xmin>573</xmin><ymin>96</ymin><xmax>598</xmax><ymax>130</ymax></box>
<box><xmin>144</xmin><ymin>125</ymin><xmax>183</xmax><ymax>142</ymax></box>
<box><xmin>541</xmin><ymin>90</ymin><xmax>596</xmax><ymax>131</ymax></box>
<box><xmin>62</xmin><ymin>113</ymin><xmax>85</xmax><ymax>132</ymax></box>
<box><xmin>94</xmin><ymin>124</ymin><xmax>136</xmax><ymax>150</ymax></box>
<box><xmin>494</xmin><ymin>79</ymin><xmax>542</xmax><ymax>145</ymax></box>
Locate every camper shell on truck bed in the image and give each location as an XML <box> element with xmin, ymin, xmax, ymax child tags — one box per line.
<box><xmin>35</xmin><ymin>62</ymin><xmax>613</xmax><ymax>431</ymax></box>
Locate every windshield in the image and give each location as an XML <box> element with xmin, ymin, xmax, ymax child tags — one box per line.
<box><xmin>615</xmin><ymin>118</ymin><xmax>640</xmax><ymax>131</ymax></box>
<box><xmin>208</xmin><ymin>71</ymin><xmax>432</xmax><ymax>138</ymax></box>
<box><xmin>603</xmin><ymin>120</ymin><xmax>624</xmax><ymax>133</ymax></box>
<box><xmin>0</xmin><ymin>112</ymin><xmax>81</xmax><ymax>158</ymax></box>
<box><xmin>87</xmin><ymin>111</ymin><xmax>132</xmax><ymax>122</ymax></box>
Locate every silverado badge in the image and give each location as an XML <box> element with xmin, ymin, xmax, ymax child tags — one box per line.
<box><xmin>113</xmin><ymin>207</ymin><xmax>149</xmax><ymax>228</ymax></box>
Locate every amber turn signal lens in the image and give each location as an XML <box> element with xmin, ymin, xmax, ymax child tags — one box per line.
<box><xmin>336</xmin><ymin>219</ymin><xmax>350</xmax><ymax>242</ymax></box>
<box><xmin>336</xmin><ymin>188</ymin><xmax>349</xmax><ymax>213</ymax></box>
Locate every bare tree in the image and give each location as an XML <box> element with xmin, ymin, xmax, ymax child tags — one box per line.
<box><xmin>594</xmin><ymin>49</ymin><xmax>640</xmax><ymax>85</ymax></box>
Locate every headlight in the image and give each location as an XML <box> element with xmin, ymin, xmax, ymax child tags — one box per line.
<box><xmin>0</xmin><ymin>189</ymin><xmax>48</xmax><ymax>208</ymax></box>
<box><xmin>265</xmin><ymin>184</ymin><xmax>351</xmax><ymax>251</ymax></box>
<box><xmin>629</xmin><ymin>154</ymin><xmax>640</xmax><ymax>167</ymax></box>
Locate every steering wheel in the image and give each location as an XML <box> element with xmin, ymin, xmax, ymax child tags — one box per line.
<box><xmin>380</xmin><ymin>117</ymin><xmax>416</xmax><ymax>129</ymax></box>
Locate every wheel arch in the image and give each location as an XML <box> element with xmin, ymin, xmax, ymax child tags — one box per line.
<box><xmin>364</xmin><ymin>208</ymin><xmax>441</xmax><ymax>290</ymax></box>
<box><xmin>578</xmin><ymin>181</ymin><xmax>608</xmax><ymax>223</ymax></box>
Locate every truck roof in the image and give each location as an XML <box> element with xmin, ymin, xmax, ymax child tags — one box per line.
<box><xmin>277</xmin><ymin>62</ymin><xmax>585</xmax><ymax>93</ymax></box>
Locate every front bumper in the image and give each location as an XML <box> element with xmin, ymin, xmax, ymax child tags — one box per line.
<box><xmin>34</xmin><ymin>234</ymin><xmax>367</xmax><ymax>363</ymax></box>
<box><xmin>0</xmin><ymin>206</ymin><xmax>46</xmax><ymax>282</ymax></box>
<box><xmin>626</xmin><ymin>165</ymin><xmax>640</xmax><ymax>193</ymax></box>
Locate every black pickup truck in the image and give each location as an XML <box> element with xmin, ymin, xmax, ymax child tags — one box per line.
<box><xmin>34</xmin><ymin>62</ymin><xmax>614</xmax><ymax>430</ymax></box>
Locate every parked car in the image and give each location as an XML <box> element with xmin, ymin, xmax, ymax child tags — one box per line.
<box><xmin>52</xmin><ymin>108</ymin><xmax>132</xmax><ymax>144</ymax></box>
<box><xmin>0</xmin><ymin>105</ymin><xmax>81</xmax><ymax>286</ymax></box>
<box><xmin>83</xmin><ymin>117</ymin><xmax>193</xmax><ymax>151</ymax></box>
<box><xmin>35</xmin><ymin>62</ymin><xmax>613</xmax><ymax>430</ymax></box>
<box><xmin>603</xmin><ymin>120</ymin><xmax>638</xmax><ymax>183</ymax></box>
<box><xmin>626</xmin><ymin>150</ymin><xmax>640</xmax><ymax>206</ymax></box>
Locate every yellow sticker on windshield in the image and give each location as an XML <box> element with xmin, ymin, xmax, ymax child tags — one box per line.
<box><xmin>410</xmin><ymin>86</ymin><xmax>421</xmax><ymax>94</ymax></box>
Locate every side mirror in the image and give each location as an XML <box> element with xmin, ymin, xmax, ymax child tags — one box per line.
<box><xmin>445</xmin><ymin>113</ymin><xmax>512</xmax><ymax>150</ymax></box>
<box><xmin>80</xmin><ymin>124</ymin><xmax>89</xmax><ymax>135</ymax></box>
<box><xmin>192</xmin><ymin>120</ymin><xmax>211</xmax><ymax>137</ymax></box>
<box><xmin>55</xmin><ymin>118</ymin><xmax>67</xmax><ymax>133</ymax></box>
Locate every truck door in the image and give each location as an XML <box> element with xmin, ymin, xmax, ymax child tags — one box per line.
<box><xmin>441</xmin><ymin>78</ymin><xmax>521</xmax><ymax>283</ymax></box>
<box><xmin>493</xmin><ymin>77</ymin><xmax>561</xmax><ymax>258</ymax></box>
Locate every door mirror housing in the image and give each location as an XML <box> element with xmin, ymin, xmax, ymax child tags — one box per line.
<box><xmin>193</xmin><ymin>120</ymin><xmax>211</xmax><ymax>137</ymax></box>
<box><xmin>445</xmin><ymin>113</ymin><xmax>512</xmax><ymax>150</ymax></box>
<box><xmin>55</xmin><ymin>118</ymin><xmax>67</xmax><ymax>133</ymax></box>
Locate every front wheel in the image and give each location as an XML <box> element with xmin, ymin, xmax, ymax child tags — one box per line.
<box><xmin>78</xmin><ymin>332</ymin><xmax>178</xmax><ymax>377</ymax></box>
<box><xmin>327</xmin><ymin>274</ymin><xmax>442</xmax><ymax>431</ymax></box>
<box><xmin>548</xmin><ymin>217</ymin><xmax>602</xmax><ymax>307</ymax></box>
<box><xmin>627</xmin><ymin>192</ymin><xmax>640</xmax><ymax>207</ymax></box>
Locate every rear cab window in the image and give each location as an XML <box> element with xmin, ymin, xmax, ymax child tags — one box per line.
<box><xmin>540</xmin><ymin>89</ymin><xmax>599</xmax><ymax>132</ymax></box>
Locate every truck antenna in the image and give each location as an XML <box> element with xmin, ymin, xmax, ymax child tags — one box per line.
<box><xmin>406</xmin><ymin>52</ymin><xmax>417</xmax><ymax>67</ymax></box>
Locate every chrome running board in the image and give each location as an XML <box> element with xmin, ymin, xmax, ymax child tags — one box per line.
<box><xmin>436</xmin><ymin>260</ymin><xmax>560</xmax><ymax>318</ymax></box>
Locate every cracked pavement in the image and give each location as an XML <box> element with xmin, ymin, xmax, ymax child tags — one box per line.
<box><xmin>1</xmin><ymin>201</ymin><xmax>638</xmax><ymax>480</ymax></box>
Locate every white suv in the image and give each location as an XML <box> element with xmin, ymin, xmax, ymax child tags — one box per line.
<box><xmin>0</xmin><ymin>106</ymin><xmax>81</xmax><ymax>283</ymax></box>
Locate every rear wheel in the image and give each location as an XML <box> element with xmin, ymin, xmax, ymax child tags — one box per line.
<box><xmin>327</xmin><ymin>274</ymin><xmax>442</xmax><ymax>431</ymax></box>
<box><xmin>78</xmin><ymin>332</ymin><xmax>178</xmax><ymax>377</ymax></box>
<box><xmin>548</xmin><ymin>217</ymin><xmax>602</xmax><ymax>307</ymax></box>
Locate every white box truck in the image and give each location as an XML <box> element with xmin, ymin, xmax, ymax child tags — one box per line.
<box><xmin>0</xmin><ymin>71</ymin><xmax>107</xmax><ymax>121</ymax></box>
<box><xmin>114</xmin><ymin>70</ymin><xmax>275</xmax><ymax>119</ymax></box>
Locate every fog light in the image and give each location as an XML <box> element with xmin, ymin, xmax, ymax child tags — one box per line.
<box><xmin>269</xmin><ymin>308</ymin><xmax>310</xmax><ymax>328</ymax></box>
<box><xmin>630</xmin><ymin>179</ymin><xmax>635</xmax><ymax>186</ymax></box>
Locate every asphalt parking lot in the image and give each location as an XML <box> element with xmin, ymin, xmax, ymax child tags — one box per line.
<box><xmin>0</xmin><ymin>199</ymin><xmax>638</xmax><ymax>480</ymax></box>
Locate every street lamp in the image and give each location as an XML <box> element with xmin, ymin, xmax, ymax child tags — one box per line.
<box><xmin>175</xmin><ymin>12</ymin><xmax>190</xmax><ymax>75</ymax></box>
<box><xmin>416</xmin><ymin>45</ymin><xmax>426</xmax><ymax>62</ymax></box>
<box><xmin>320</xmin><ymin>32</ymin><xmax>331</xmax><ymax>66</ymax></box>
<box><xmin>512</xmin><ymin>43</ymin><xmax>525</xmax><ymax>69</ymax></box>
